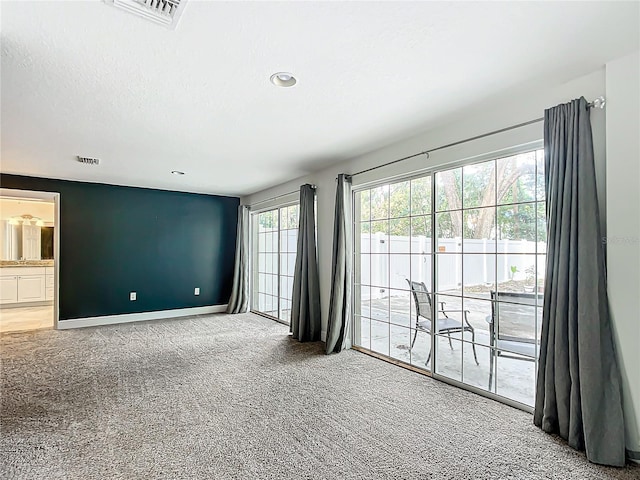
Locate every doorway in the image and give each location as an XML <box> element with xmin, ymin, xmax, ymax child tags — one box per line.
<box><xmin>250</xmin><ymin>203</ymin><xmax>299</xmax><ymax>324</ymax></box>
<box><xmin>0</xmin><ymin>189</ymin><xmax>60</xmax><ymax>333</ymax></box>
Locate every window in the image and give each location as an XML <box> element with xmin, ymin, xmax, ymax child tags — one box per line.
<box><xmin>251</xmin><ymin>204</ymin><xmax>299</xmax><ymax>323</ymax></box>
<box><xmin>353</xmin><ymin>148</ymin><xmax>545</xmax><ymax>408</ymax></box>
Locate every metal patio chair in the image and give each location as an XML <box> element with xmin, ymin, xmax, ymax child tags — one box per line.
<box><xmin>406</xmin><ymin>279</ymin><xmax>479</xmax><ymax>366</ymax></box>
<box><xmin>486</xmin><ymin>291</ymin><xmax>541</xmax><ymax>390</ymax></box>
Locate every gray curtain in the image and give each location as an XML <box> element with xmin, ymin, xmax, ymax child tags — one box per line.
<box><xmin>326</xmin><ymin>174</ymin><xmax>352</xmax><ymax>354</ymax></box>
<box><xmin>290</xmin><ymin>184</ymin><xmax>321</xmax><ymax>341</ymax></box>
<box><xmin>226</xmin><ymin>205</ymin><xmax>249</xmax><ymax>314</ymax></box>
<box><xmin>534</xmin><ymin>97</ymin><xmax>625</xmax><ymax>466</ymax></box>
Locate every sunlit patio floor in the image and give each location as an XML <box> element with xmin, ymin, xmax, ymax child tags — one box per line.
<box><xmin>358</xmin><ymin>292</ymin><xmax>537</xmax><ymax>407</ymax></box>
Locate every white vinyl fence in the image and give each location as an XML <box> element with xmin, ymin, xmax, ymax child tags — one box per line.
<box><xmin>358</xmin><ymin>234</ymin><xmax>546</xmax><ymax>300</ymax></box>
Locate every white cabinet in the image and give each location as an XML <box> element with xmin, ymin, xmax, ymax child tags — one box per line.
<box><xmin>17</xmin><ymin>275</ymin><xmax>46</xmax><ymax>302</ymax></box>
<box><xmin>45</xmin><ymin>274</ymin><xmax>54</xmax><ymax>300</ymax></box>
<box><xmin>0</xmin><ymin>267</ymin><xmax>53</xmax><ymax>305</ymax></box>
<box><xmin>22</xmin><ymin>225</ymin><xmax>41</xmax><ymax>260</ymax></box>
<box><xmin>0</xmin><ymin>276</ymin><xmax>18</xmax><ymax>303</ymax></box>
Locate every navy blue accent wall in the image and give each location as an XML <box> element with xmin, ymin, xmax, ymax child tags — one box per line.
<box><xmin>0</xmin><ymin>175</ymin><xmax>239</xmax><ymax>320</ymax></box>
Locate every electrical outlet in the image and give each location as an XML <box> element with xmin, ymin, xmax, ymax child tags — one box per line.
<box><xmin>130</xmin><ymin>292</ymin><xmax>137</xmax><ymax>301</ymax></box>
<box><xmin>194</xmin><ymin>287</ymin><xmax>200</xmax><ymax>296</ymax></box>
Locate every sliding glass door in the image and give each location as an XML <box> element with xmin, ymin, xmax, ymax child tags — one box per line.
<box><xmin>352</xmin><ymin>148</ymin><xmax>546</xmax><ymax>408</ymax></box>
<box><xmin>251</xmin><ymin>204</ymin><xmax>299</xmax><ymax>324</ymax></box>
<box><xmin>353</xmin><ymin>177</ymin><xmax>433</xmax><ymax>369</ymax></box>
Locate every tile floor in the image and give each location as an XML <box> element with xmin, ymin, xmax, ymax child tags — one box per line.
<box><xmin>0</xmin><ymin>304</ymin><xmax>54</xmax><ymax>334</ymax></box>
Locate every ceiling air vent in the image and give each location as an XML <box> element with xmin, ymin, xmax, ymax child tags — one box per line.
<box><xmin>106</xmin><ymin>0</ymin><xmax>187</xmax><ymax>29</ymax></box>
<box><xmin>77</xmin><ymin>156</ymin><xmax>101</xmax><ymax>166</ymax></box>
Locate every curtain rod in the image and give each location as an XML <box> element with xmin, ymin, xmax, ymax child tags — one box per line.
<box><xmin>248</xmin><ymin>184</ymin><xmax>316</xmax><ymax>207</ymax></box>
<box><xmin>347</xmin><ymin>96</ymin><xmax>605</xmax><ymax>178</ymax></box>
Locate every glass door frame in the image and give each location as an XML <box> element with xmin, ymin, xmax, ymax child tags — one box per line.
<box><xmin>350</xmin><ymin>140</ymin><xmax>544</xmax><ymax>413</ymax></box>
<box><xmin>249</xmin><ymin>200</ymin><xmax>299</xmax><ymax>325</ymax></box>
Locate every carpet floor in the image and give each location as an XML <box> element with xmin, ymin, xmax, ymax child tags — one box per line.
<box><xmin>1</xmin><ymin>312</ymin><xmax>637</xmax><ymax>479</ymax></box>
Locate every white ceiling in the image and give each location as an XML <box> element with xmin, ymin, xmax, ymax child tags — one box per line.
<box><xmin>1</xmin><ymin>1</ymin><xmax>638</xmax><ymax>197</ymax></box>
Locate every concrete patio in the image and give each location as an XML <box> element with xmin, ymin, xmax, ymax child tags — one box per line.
<box><xmin>356</xmin><ymin>288</ymin><xmax>540</xmax><ymax>407</ymax></box>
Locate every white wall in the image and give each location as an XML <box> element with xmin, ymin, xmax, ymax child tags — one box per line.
<box><xmin>606</xmin><ymin>51</ymin><xmax>640</xmax><ymax>459</ymax></box>
<box><xmin>0</xmin><ymin>198</ymin><xmax>55</xmax><ymax>223</ymax></box>
<box><xmin>242</xmin><ymin>64</ymin><xmax>640</xmax><ymax>454</ymax></box>
<box><xmin>243</xmin><ymin>67</ymin><xmax>606</xmax><ymax>334</ymax></box>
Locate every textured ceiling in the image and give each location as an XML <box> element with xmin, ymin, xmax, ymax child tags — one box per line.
<box><xmin>1</xmin><ymin>1</ymin><xmax>638</xmax><ymax>196</ymax></box>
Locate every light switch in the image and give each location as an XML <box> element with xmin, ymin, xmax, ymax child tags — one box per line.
<box><xmin>130</xmin><ymin>292</ymin><xmax>137</xmax><ymax>301</ymax></box>
<box><xmin>194</xmin><ymin>287</ymin><xmax>200</xmax><ymax>296</ymax></box>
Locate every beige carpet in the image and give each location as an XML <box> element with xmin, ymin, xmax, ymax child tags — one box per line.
<box><xmin>1</xmin><ymin>312</ymin><xmax>637</xmax><ymax>479</ymax></box>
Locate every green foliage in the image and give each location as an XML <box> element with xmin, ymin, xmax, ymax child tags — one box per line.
<box><xmin>357</xmin><ymin>150</ymin><xmax>546</xmax><ymax>243</ymax></box>
<box><xmin>257</xmin><ymin>205</ymin><xmax>300</xmax><ymax>232</ymax></box>
<box><xmin>509</xmin><ymin>265</ymin><xmax>519</xmax><ymax>280</ymax></box>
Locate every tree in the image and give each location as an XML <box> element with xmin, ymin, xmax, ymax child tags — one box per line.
<box><xmin>357</xmin><ymin>150</ymin><xmax>545</xmax><ymax>243</ymax></box>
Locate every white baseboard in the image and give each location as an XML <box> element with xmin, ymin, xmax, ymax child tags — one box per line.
<box><xmin>56</xmin><ymin>304</ymin><xmax>228</xmax><ymax>330</ymax></box>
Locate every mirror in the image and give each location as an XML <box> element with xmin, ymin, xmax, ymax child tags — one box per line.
<box><xmin>0</xmin><ymin>198</ymin><xmax>55</xmax><ymax>261</ymax></box>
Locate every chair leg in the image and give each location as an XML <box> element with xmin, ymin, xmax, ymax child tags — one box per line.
<box><xmin>410</xmin><ymin>328</ymin><xmax>419</xmax><ymax>350</ymax></box>
<box><xmin>447</xmin><ymin>331</ymin><xmax>453</xmax><ymax>350</ymax></box>
<box><xmin>488</xmin><ymin>349</ymin><xmax>495</xmax><ymax>391</ymax></box>
<box><xmin>426</xmin><ymin>346</ymin><xmax>431</xmax><ymax>367</ymax></box>
<box><xmin>469</xmin><ymin>327</ymin><xmax>479</xmax><ymax>365</ymax></box>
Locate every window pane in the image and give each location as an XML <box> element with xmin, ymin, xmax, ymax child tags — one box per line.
<box><xmin>496</xmin><ymin>254</ymin><xmax>537</xmax><ymax>293</ymax></box>
<box><xmin>495</xmin><ymin>300</ymin><xmax>538</xmax><ymax>345</ymax></box>
<box><xmin>536</xmin><ymin>149</ymin><xmax>545</xmax><ymax>201</ymax></box>
<box><xmin>390</xmin><ymin>324</ymin><xmax>411</xmax><ymax>363</ymax></box>
<box><xmin>370</xmin><ymin>320</ymin><xmax>390</xmax><ymax>357</ymax></box>
<box><xmin>389</xmin><ymin>289</ymin><xmax>412</xmax><ymax>328</ymax></box>
<box><xmin>354</xmin><ymin>316</ymin><xmax>371</xmax><ymax>350</ymax></box>
<box><xmin>435</xmin><ymin>254</ymin><xmax>461</xmax><ymax>294</ymax></box>
<box><xmin>370</xmin><ymin>254</ymin><xmax>389</xmax><ymax>288</ymax></box>
<box><xmin>462</xmin><ymin>342</ymin><xmax>490</xmax><ymax>390</ymax></box>
<box><xmin>462</xmin><ymin>254</ymin><xmax>496</xmax><ymax>300</ymax></box>
<box><xmin>497</xmin><ymin>203</ymin><xmax>537</xmax><ymax>251</ymax></box>
<box><xmin>358</xmin><ymin>254</ymin><xmax>371</xmax><ymax>285</ymax></box>
<box><xmin>369</xmin><ymin>292</ymin><xmax>389</xmax><ymax>323</ymax></box>
<box><xmin>390</xmin><ymin>181</ymin><xmax>410</xmax><ymax>218</ymax></box>
<box><xmin>435</xmin><ymin>168</ymin><xmax>462</xmax><ymax>212</ymax></box>
<box><xmin>370</xmin><ymin>220</ymin><xmax>389</xmax><ymax>249</ymax></box>
<box><xmin>371</xmin><ymin>184</ymin><xmax>390</xmax><ymax>220</ymax></box>
<box><xmin>280</xmin><ymin>277</ymin><xmax>288</xmax><ymax>302</ymax></box>
<box><xmin>463</xmin><ymin>161</ymin><xmax>495</xmax><ymax>208</ymax></box>
<box><xmin>435</xmin><ymin>336</ymin><xmax>462</xmax><ymax>381</ymax></box>
<box><xmin>389</xmin><ymin>254</ymin><xmax>409</xmax><ymax>290</ymax></box>
<box><xmin>436</xmin><ymin>211</ymin><xmax>462</xmax><ymax>252</ymax></box>
<box><xmin>289</xmin><ymin>205</ymin><xmax>299</xmax><ymax>229</ymax></box>
<box><xmin>356</xmin><ymin>190</ymin><xmax>370</xmax><ymax>222</ymax></box>
<box><xmin>354</xmin><ymin>285</ymin><xmax>370</xmax><ymax>319</ymax></box>
<box><xmin>460</xmin><ymin>297</ymin><xmax>492</xmax><ymax>348</ymax></box>
<box><xmin>463</xmin><ymin>207</ymin><xmax>496</xmax><ymax>253</ymax></box>
<box><xmin>496</xmin><ymin>151</ymin><xmax>537</xmax><ymax>205</ymax></box>
<box><xmin>287</xmin><ymin>253</ymin><xmax>296</xmax><ymax>276</ymax></box>
<box><xmin>537</xmin><ymin>202</ymin><xmax>547</xmax><ymax>246</ymax></box>
<box><xmin>409</xmin><ymin>328</ymin><xmax>431</xmax><ymax>369</ymax></box>
<box><xmin>495</xmin><ymin>352</ymin><xmax>536</xmax><ymax>407</ymax></box>
<box><xmin>410</xmin><ymin>254</ymin><xmax>432</xmax><ymax>292</ymax></box>
<box><xmin>411</xmin><ymin>215</ymin><xmax>431</xmax><ymax>241</ymax></box>
<box><xmin>389</xmin><ymin>218</ymin><xmax>410</xmax><ymax>254</ymax></box>
<box><xmin>537</xmin><ymin>255</ymin><xmax>546</xmax><ymax>296</ymax></box>
<box><xmin>410</xmin><ymin>176</ymin><xmax>431</xmax><ymax>216</ymax></box>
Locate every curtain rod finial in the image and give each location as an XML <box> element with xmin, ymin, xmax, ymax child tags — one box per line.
<box><xmin>589</xmin><ymin>96</ymin><xmax>606</xmax><ymax>109</ymax></box>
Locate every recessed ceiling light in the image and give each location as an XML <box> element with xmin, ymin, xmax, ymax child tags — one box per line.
<box><xmin>171</xmin><ymin>170</ymin><xmax>185</xmax><ymax>175</ymax></box>
<box><xmin>270</xmin><ymin>72</ymin><xmax>297</xmax><ymax>87</ymax></box>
